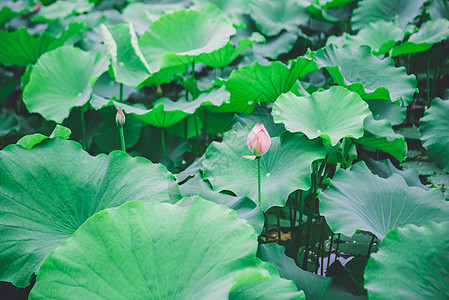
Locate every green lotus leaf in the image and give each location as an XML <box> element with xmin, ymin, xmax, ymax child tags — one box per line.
<box><xmin>17</xmin><ymin>125</ymin><xmax>71</xmax><ymax>149</ymax></box>
<box><xmin>202</xmin><ymin>127</ymin><xmax>325</xmax><ymax>211</ymax></box>
<box><xmin>365</xmin><ymin>221</ymin><xmax>449</xmax><ymax>299</ymax></box>
<box><xmin>139</xmin><ymin>9</ymin><xmax>236</xmax><ymax>73</ymax></box>
<box><xmin>365</xmin><ymin>99</ymin><xmax>406</xmax><ymax>126</ymax></box>
<box><xmin>100</xmin><ymin>23</ymin><xmax>152</xmax><ymax>87</ymax></box>
<box><xmin>328</xmin><ymin>20</ymin><xmax>402</xmax><ymax>55</ymax></box>
<box><xmin>429</xmin><ymin>173</ymin><xmax>449</xmax><ymax>200</ymax></box>
<box><xmin>29</xmin><ymin>197</ymin><xmax>283</xmax><ymax>299</ymax></box>
<box><xmin>320</xmin><ymin>161</ymin><xmax>449</xmax><ymax>239</ymax></box>
<box><xmin>392</xmin><ymin>18</ymin><xmax>449</xmax><ymax>56</ymax></box>
<box><xmin>305</xmin><ymin>3</ymin><xmax>341</xmax><ymax>23</ymax></box>
<box><xmin>427</xmin><ymin>0</ymin><xmax>449</xmax><ymax>20</ymax></box>
<box><xmin>197</xmin><ymin>32</ymin><xmax>265</xmax><ymax>69</ymax></box>
<box><xmin>180</xmin><ymin>174</ymin><xmax>264</xmax><ymax>234</ymax></box>
<box><xmin>91</xmin><ymin>86</ymin><xmax>229</xmax><ymax>127</ymax></box>
<box><xmin>351</xmin><ymin>0</ymin><xmax>426</xmax><ymax>31</ymax></box>
<box><xmin>225</xmin><ymin>57</ymin><xmax>317</xmax><ymax>110</ymax></box>
<box><xmin>419</xmin><ymin>98</ymin><xmax>449</xmax><ymax>172</ymax></box>
<box><xmin>0</xmin><ymin>138</ymin><xmax>180</xmax><ymax>287</ymax></box>
<box><xmin>273</xmin><ymin>86</ymin><xmax>371</xmax><ymax>146</ymax></box>
<box><xmin>0</xmin><ymin>108</ymin><xmax>20</xmax><ymax>137</ymax></box>
<box><xmin>253</xmin><ymin>31</ymin><xmax>299</xmax><ymax>59</ymax></box>
<box><xmin>122</xmin><ymin>3</ymin><xmax>185</xmax><ymax>35</ymax></box>
<box><xmin>250</xmin><ymin>0</ymin><xmax>309</xmax><ymax>36</ymax></box>
<box><xmin>0</xmin><ymin>23</ymin><xmax>84</xmax><ymax>67</ymax></box>
<box><xmin>23</xmin><ymin>46</ymin><xmax>109</xmax><ymax>123</ymax></box>
<box><xmin>313</xmin><ymin>45</ymin><xmax>417</xmax><ymax>105</ymax></box>
<box><xmin>33</xmin><ymin>0</ymin><xmax>93</xmax><ymax>22</ymax></box>
<box><xmin>230</xmin><ymin>262</ymin><xmax>306</xmax><ymax>300</ymax></box>
<box><xmin>356</xmin><ymin>116</ymin><xmax>407</xmax><ymax>161</ymax></box>
<box><xmin>258</xmin><ymin>244</ymin><xmax>366</xmax><ymax>300</ymax></box>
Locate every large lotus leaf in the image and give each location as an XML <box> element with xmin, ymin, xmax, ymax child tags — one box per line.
<box><xmin>91</xmin><ymin>87</ymin><xmax>229</xmax><ymax>127</ymax></box>
<box><xmin>356</xmin><ymin>116</ymin><xmax>407</xmax><ymax>161</ymax></box>
<box><xmin>0</xmin><ymin>138</ymin><xmax>180</xmax><ymax>287</ymax></box>
<box><xmin>197</xmin><ymin>32</ymin><xmax>265</xmax><ymax>69</ymax></box>
<box><xmin>122</xmin><ymin>3</ymin><xmax>185</xmax><ymax>35</ymax></box>
<box><xmin>180</xmin><ymin>174</ymin><xmax>264</xmax><ymax>234</ymax></box>
<box><xmin>225</xmin><ymin>57</ymin><xmax>317</xmax><ymax>107</ymax></box>
<box><xmin>139</xmin><ymin>9</ymin><xmax>236</xmax><ymax>73</ymax></box>
<box><xmin>351</xmin><ymin>0</ymin><xmax>426</xmax><ymax>31</ymax></box>
<box><xmin>100</xmin><ymin>23</ymin><xmax>152</xmax><ymax>87</ymax></box>
<box><xmin>365</xmin><ymin>221</ymin><xmax>449</xmax><ymax>299</ymax></box>
<box><xmin>328</xmin><ymin>20</ymin><xmax>402</xmax><ymax>55</ymax></box>
<box><xmin>273</xmin><ymin>86</ymin><xmax>371</xmax><ymax>146</ymax></box>
<box><xmin>258</xmin><ymin>244</ymin><xmax>367</xmax><ymax>300</ymax></box>
<box><xmin>419</xmin><ymin>98</ymin><xmax>449</xmax><ymax>172</ymax></box>
<box><xmin>33</xmin><ymin>0</ymin><xmax>93</xmax><ymax>22</ymax></box>
<box><xmin>0</xmin><ymin>24</ymin><xmax>84</xmax><ymax>67</ymax></box>
<box><xmin>313</xmin><ymin>45</ymin><xmax>417</xmax><ymax>105</ymax></box>
<box><xmin>320</xmin><ymin>161</ymin><xmax>449</xmax><ymax>239</ymax></box>
<box><xmin>22</xmin><ymin>46</ymin><xmax>109</xmax><ymax>123</ymax></box>
<box><xmin>392</xmin><ymin>19</ymin><xmax>449</xmax><ymax>56</ymax></box>
<box><xmin>29</xmin><ymin>197</ymin><xmax>277</xmax><ymax>299</ymax></box>
<box><xmin>202</xmin><ymin>127</ymin><xmax>325</xmax><ymax>211</ymax></box>
<box><xmin>249</xmin><ymin>0</ymin><xmax>309</xmax><ymax>36</ymax></box>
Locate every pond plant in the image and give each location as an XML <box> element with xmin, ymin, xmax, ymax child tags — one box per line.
<box><xmin>0</xmin><ymin>0</ymin><xmax>449</xmax><ymax>299</ymax></box>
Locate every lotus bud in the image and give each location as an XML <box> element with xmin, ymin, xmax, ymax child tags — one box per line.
<box><xmin>156</xmin><ymin>85</ymin><xmax>163</xmax><ymax>97</ymax></box>
<box><xmin>247</xmin><ymin>123</ymin><xmax>271</xmax><ymax>157</ymax></box>
<box><xmin>116</xmin><ymin>108</ymin><xmax>125</xmax><ymax>127</ymax></box>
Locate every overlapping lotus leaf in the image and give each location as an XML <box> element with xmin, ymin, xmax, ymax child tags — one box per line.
<box><xmin>180</xmin><ymin>174</ymin><xmax>264</xmax><ymax>234</ymax></box>
<box><xmin>33</xmin><ymin>0</ymin><xmax>93</xmax><ymax>22</ymax></box>
<box><xmin>225</xmin><ymin>57</ymin><xmax>317</xmax><ymax>108</ymax></box>
<box><xmin>419</xmin><ymin>98</ymin><xmax>449</xmax><ymax>172</ymax></box>
<box><xmin>320</xmin><ymin>161</ymin><xmax>449</xmax><ymax>239</ymax></box>
<box><xmin>100</xmin><ymin>23</ymin><xmax>152</xmax><ymax>87</ymax></box>
<box><xmin>139</xmin><ymin>9</ymin><xmax>236</xmax><ymax>73</ymax></box>
<box><xmin>392</xmin><ymin>18</ymin><xmax>449</xmax><ymax>56</ymax></box>
<box><xmin>0</xmin><ymin>24</ymin><xmax>84</xmax><ymax>67</ymax></box>
<box><xmin>202</xmin><ymin>127</ymin><xmax>325</xmax><ymax>211</ymax></box>
<box><xmin>356</xmin><ymin>116</ymin><xmax>407</xmax><ymax>161</ymax></box>
<box><xmin>365</xmin><ymin>221</ymin><xmax>449</xmax><ymax>299</ymax></box>
<box><xmin>198</xmin><ymin>33</ymin><xmax>265</xmax><ymax>69</ymax></box>
<box><xmin>22</xmin><ymin>46</ymin><xmax>109</xmax><ymax>123</ymax></box>
<box><xmin>249</xmin><ymin>0</ymin><xmax>309</xmax><ymax>36</ymax></box>
<box><xmin>328</xmin><ymin>20</ymin><xmax>402</xmax><ymax>55</ymax></box>
<box><xmin>91</xmin><ymin>87</ymin><xmax>229</xmax><ymax>128</ymax></box>
<box><xmin>351</xmin><ymin>0</ymin><xmax>426</xmax><ymax>31</ymax></box>
<box><xmin>29</xmin><ymin>197</ymin><xmax>301</xmax><ymax>299</ymax></box>
<box><xmin>273</xmin><ymin>86</ymin><xmax>371</xmax><ymax>146</ymax></box>
<box><xmin>313</xmin><ymin>45</ymin><xmax>417</xmax><ymax>105</ymax></box>
<box><xmin>0</xmin><ymin>138</ymin><xmax>180</xmax><ymax>287</ymax></box>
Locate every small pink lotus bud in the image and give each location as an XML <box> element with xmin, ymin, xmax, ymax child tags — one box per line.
<box><xmin>247</xmin><ymin>123</ymin><xmax>271</xmax><ymax>157</ymax></box>
<box><xmin>156</xmin><ymin>85</ymin><xmax>163</xmax><ymax>96</ymax></box>
<box><xmin>116</xmin><ymin>107</ymin><xmax>125</xmax><ymax>127</ymax></box>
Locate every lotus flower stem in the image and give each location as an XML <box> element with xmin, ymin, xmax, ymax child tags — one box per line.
<box><xmin>327</xmin><ymin>232</ymin><xmax>334</xmax><ymax>270</ymax></box>
<box><xmin>257</xmin><ymin>157</ymin><xmax>261</xmax><ymax>204</ymax></box>
<box><xmin>119</xmin><ymin>83</ymin><xmax>123</xmax><ymax>101</ymax></box>
<box><xmin>191</xmin><ymin>62</ymin><xmax>196</xmax><ymax>99</ymax></box>
<box><xmin>80</xmin><ymin>107</ymin><xmax>88</xmax><ymax>150</ymax></box>
<box><xmin>366</xmin><ymin>233</ymin><xmax>376</xmax><ymax>257</ymax></box>
<box><xmin>119</xmin><ymin>126</ymin><xmax>126</xmax><ymax>152</ymax></box>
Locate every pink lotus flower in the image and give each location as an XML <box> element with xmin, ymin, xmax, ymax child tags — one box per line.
<box><xmin>116</xmin><ymin>108</ymin><xmax>125</xmax><ymax>127</ymax></box>
<box><xmin>247</xmin><ymin>123</ymin><xmax>271</xmax><ymax>157</ymax></box>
